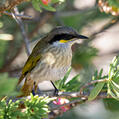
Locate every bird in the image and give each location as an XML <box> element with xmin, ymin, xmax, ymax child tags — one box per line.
<box><xmin>17</xmin><ymin>26</ymin><xmax>88</xmax><ymax>96</ymax></box>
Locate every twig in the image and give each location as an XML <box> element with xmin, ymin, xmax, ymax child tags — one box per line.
<box><xmin>0</xmin><ymin>0</ymin><xmax>27</xmax><ymax>13</ymax></box>
<box><xmin>90</xmin><ymin>17</ymin><xmax>119</xmax><ymax>39</ymax></box>
<box><xmin>3</xmin><ymin>11</ymin><xmax>32</xmax><ymax>19</ymax></box>
<box><xmin>50</xmin><ymin>97</ymin><xmax>87</xmax><ymax>111</ymax></box>
<box><xmin>83</xmin><ymin>17</ymin><xmax>119</xmax><ymax>46</ymax></box>
<box><xmin>50</xmin><ymin>92</ymin><xmax>111</xmax><ymax>111</ymax></box>
<box><xmin>12</xmin><ymin>7</ymin><xmax>30</xmax><ymax>56</ymax></box>
<box><xmin>0</xmin><ymin>45</ymin><xmax>22</xmax><ymax>73</ymax></box>
<box><xmin>79</xmin><ymin>79</ymin><xmax>108</xmax><ymax>95</ymax></box>
<box><xmin>57</xmin><ymin>91</ymin><xmax>84</xmax><ymax>98</ymax></box>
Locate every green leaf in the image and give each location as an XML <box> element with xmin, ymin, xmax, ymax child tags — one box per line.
<box><xmin>108</xmin><ymin>0</ymin><xmax>119</xmax><ymax>8</ymax></box>
<box><xmin>39</xmin><ymin>0</ymin><xmax>56</xmax><ymax>11</ymax></box>
<box><xmin>65</xmin><ymin>74</ymin><xmax>80</xmax><ymax>87</ymax></box>
<box><xmin>99</xmin><ymin>68</ymin><xmax>103</xmax><ymax>78</ymax></box>
<box><xmin>66</xmin><ymin>83</ymin><xmax>80</xmax><ymax>91</ymax></box>
<box><xmin>112</xmin><ymin>88</ymin><xmax>119</xmax><ymax>98</ymax></box>
<box><xmin>51</xmin><ymin>0</ymin><xmax>59</xmax><ymax>3</ymax></box>
<box><xmin>88</xmin><ymin>81</ymin><xmax>105</xmax><ymax>101</ymax></box>
<box><xmin>109</xmin><ymin>80</ymin><xmax>119</xmax><ymax>98</ymax></box>
<box><xmin>108</xmin><ymin>86</ymin><xmax>119</xmax><ymax>100</ymax></box>
<box><xmin>93</xmin><ymin>70</ymin><xmax>98</xmax><ymax>80</ymax></box>
<box><xmin>108</xmin><ymin>56</ymin><xmax>119</xmax><ymax>82</ymax></box>
<box><xmin>64</xmin><ymin>74</ymin><xmax>80</xmax><ymax>91</ymax></box>
<box><xmin>108</xmin><ymin>56</ymin><xmax>116</xmax><ymax>79</ymax></box>
<box><xmin>101</xmin><ymin>75</ymin><xmax>108</xmax><ymax>79</ymax></box>
<box><xmin>111</xmin><ymin>80</ymin><xmax>119</xmax><ymax>93</ymax></box>
<box><xmin>59</xmin><ymin>67</ymin><xmax>72</xmax><ymax>89</ymax></box>
<box><xmin>107</xmin><ymin>81</ymin><xmax>119</xmax><ymax>100</ymax></box>
<box><xmin>103</xmin><ymin>98</ymin><xmax>119</xmax><ymax>111</ymax></box>
<box><xmin>32</xmin><ymin>0</ymin><xmax>42</xmax><ymax>12</ymax></box>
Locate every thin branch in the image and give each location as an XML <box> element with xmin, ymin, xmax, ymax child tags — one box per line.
<box><xmin>3</xmin><ymin>11</ymin><xmax>32</xmax><ymax>19</ymax></box>
<box><xmin>83</xmin><ymin>17</ymin><xmax>119</xmax><ymax>46</ymax></box>
<box><xmin>79</xmin><ymin>79</ymin><xmax>108</xmax><ymax>95</ymax></box>
<box><xmin>12</xmin><ymin>7</ymin><xmax>30</xmax><ymax>56</ymax></box>
<box><xmin>57</xmin><ymin>91</ymin><xmax>84</xmax><ymax>98</ymax></box>
<box><xmin>0</xmin><ymin>45</ymin><xmax>22</xmax><ymax>73</ymax></box>
<box><xmin>90</xmin><ymin>17</ymin><xmax>119</xmax><ymax>39</ymax></box>
<box><xmin>50</xmin><ymin>97</ymin><xmax>87</xmax><ymax>111</ymax></box>
<box><xmin>50</xmin><ymin>93</ymin><xmax>111</xmax><ymax>111</ymax></box>
<box><xmin>0</xmin><ymin>0</ymin><xmax>27</xmax><ymax>13</ymax></box>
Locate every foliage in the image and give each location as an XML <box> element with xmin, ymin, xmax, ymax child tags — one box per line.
<box><xmin>72</xmin><ymin>46</ymin><xmax>98</xmax><ymax>67</ymax></box>
<box><xmin>98</xmin><ymin>0</ymin><xmax>119</xmax><ymax>16</ymax></box>
<box><xmin>0</xmin><ymin>41</ymin><xmax>8</xmax><ymax>68</ymax></box>
<box><xmin>88</xmin><ymin>56</ymin><xmax>119</xmax><ymax>101</ymax></box>
<box><xmin>0</xmin><ymin>94</ymin><xmax>54</xmax><ymax>119</ymax></box>
<box><xmin>55</xmin><ymin>56</ymin><xmax>119</xmax><ymax>101</ymax></box>
<box><xmin>88</xmin><ymin>81</ymin><xmax>105</xmax><ymax>101</ymax></box>
<box><xmin>0</xmin><ymin>73</ymin><xmax>18</xmax><ymax>97</ymax></box>
<box><xmin>108</xmin><ymin>0</ymin><xmax>119</xmax><ymax>8</ymax></box>
<box><xmin>107</xmin><ymin>56</ymin><xmax>119</xmax><ymax>100</ymax></box>
<box><xmin>0</xmin><ymin>0</ymin><xmax>119</xmax><ymax>118</ymax></box>
<box><xmin>32</xmin><ymin>0</ymin><xmax>65</xmax><ymax>12</ymax></box>
<box><xmin>0</xmin><ymin>98</ymin><xmax>21</xmax><ymax>119</ymax></box>
<box><xmin>55</xmin><ymin>67</ymin><xmax>81</xmax><ymax>92</ymax></box>
<box><xmin>104</xmin><ymin>98</ymin><xmax>119</xmax><ymax>111</ymax></box>
<box><xmin>1</xmin><ymin>56</ymin><xmax>119</xmax><ymax>118</ymax></box>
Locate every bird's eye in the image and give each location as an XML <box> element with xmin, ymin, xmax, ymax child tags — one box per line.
<box><xmin>49</xmin><ymin>34</ymin><xmax>76</xmax><ymax>44</ymax></box>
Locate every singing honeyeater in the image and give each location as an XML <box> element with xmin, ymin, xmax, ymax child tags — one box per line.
<box><xmin>17</xmin><ymin>26</ymin><xmax>88</xmax><ymax>96</ymax></box>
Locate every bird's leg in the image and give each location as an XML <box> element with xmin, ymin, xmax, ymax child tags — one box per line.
<box><xmin>50</xmin><ymin>81</ymin><xmax>59</xmax><ymax>96</ymax></box>
<box><xmin>32</xmin><ymin>82</ymin><xmax>36</xmax><ymax>96</ymax></box>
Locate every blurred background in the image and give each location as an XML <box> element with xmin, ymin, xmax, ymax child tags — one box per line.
<box><xmin>0</xmin><ymin>0</ymin><xmax>119</xmax><ymax>118</ymax></box>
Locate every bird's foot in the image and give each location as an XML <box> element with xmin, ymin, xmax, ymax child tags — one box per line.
<box><xmin>53</xmin><ymin>88</ymin><xmax>59</xmax><ymax>96</ymax></box>
<box><xmin>32</xmin><ymin>82</ymin><xmax>37</xmax><ymax>96</ymax></box>
<box><xmin>50</xmin><ymin>81</ymin><xmax>59</xmax><ymax>96</ymax></box>
<box><xmin>32</xmin><ymin>89</ymin><xmax>36</xmax><ymax>96</ymax></box>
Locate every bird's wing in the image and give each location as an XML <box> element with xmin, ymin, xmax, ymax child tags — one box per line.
<box><xmin>17</xmin><ymin>54</ymin><xmax>41</xmax><ymax>85</ymax></box>
<box><xmin>17</xmin><ymin>35</ymin><xmax>50</xmax><ymax>85</ymax></box>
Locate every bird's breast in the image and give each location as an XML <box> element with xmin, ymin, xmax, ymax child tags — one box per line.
<box><xmin>30</xmin><ymin>44</ymin><xmax>72</xmax><ymax>82</ymax></box>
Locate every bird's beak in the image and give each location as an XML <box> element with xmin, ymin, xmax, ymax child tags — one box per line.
<box><xmin>76</xmin><ymin>34</ymin><xmax>89</xmax><ymax>39</ymax></box>
<box><xmin>69</xmin><ymin>34</ymin><xmax>88</xmax><ymax>45</ymax></box>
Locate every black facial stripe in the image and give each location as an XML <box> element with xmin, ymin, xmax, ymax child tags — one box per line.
<box><xmin>48</xmin><ymin>34</ymin><xmax>77</xmax><ymax>44</ymax></box>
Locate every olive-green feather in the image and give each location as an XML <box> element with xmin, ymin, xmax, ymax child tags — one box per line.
<box><xmin>17</xmin><ymin>54</ymin><xmax>41</xmax><ymax>85</ymax></box>
<box><xmin>17</xmin><ymin>34</ymin><xmax>50</xmax><ymax>85</ymax></box>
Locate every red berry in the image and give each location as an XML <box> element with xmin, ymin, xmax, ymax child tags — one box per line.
<box><xmin>42</xmin><ymin>0</ymin><xmax>51</xmax><ymax>5</ymax></box>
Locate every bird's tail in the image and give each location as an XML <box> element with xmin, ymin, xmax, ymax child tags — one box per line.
<box><xmin>18</xmin><ymin>78</ymin><xmax>35</xmax><ymax>97</ymax></box>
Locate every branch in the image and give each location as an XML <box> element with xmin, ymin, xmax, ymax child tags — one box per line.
<box><xmin>3</xmin><ymin>11</ymin><xmax>32</xmax><ymax>19</ymax></box>
<box><xmin>50</xmin><ymin>97</ymin><xmax>87</xmax><ymax>111</ymax></box>
<box><xmin>90</xmin><ymin>17</ymin><xmax>119</xmax><ymax>39</ymax></box>
<box><xmin>0</xmin><ymin>0</ymin><xmax>27</xmax><ymax>13</ymax></box>
<box><xmin>0</xmin><ymin>44</ymin><xmax>22</xmax><ymax>72</ymax></box>
<box><xmin>12</xmin><ymin>7</ymin><xmax>30</xmax><ymax>56</ymax></box>
<box><xmin>50</xmin><ymin>92</ymin><xmax>111</xmax><ymax>111</ymax></box>
<box><xmin>83</xmin><ymin>17</ymin><xmax>119</xmax><ymax>46</ymax></box>
<box><xmin>79</xmin><ymin>79</ymin><xmax>108</xmax><ymax>95</ymax></box>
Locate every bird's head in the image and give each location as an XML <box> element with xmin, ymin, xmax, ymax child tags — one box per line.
<box><xmin>48</xmin><ymin>26</ymin><xmax>88</xmax><ymax>46</ymax></box>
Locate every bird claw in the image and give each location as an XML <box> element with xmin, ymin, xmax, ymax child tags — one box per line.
<box><xmin>32</xmin><ymin>89</ymin><xmax>36</xmax><ymax>96</ymax></box>
<box><xmin>53</xmin><ymin>88</ymin><xmax>59</xmax><ymax>96</ymax></box>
